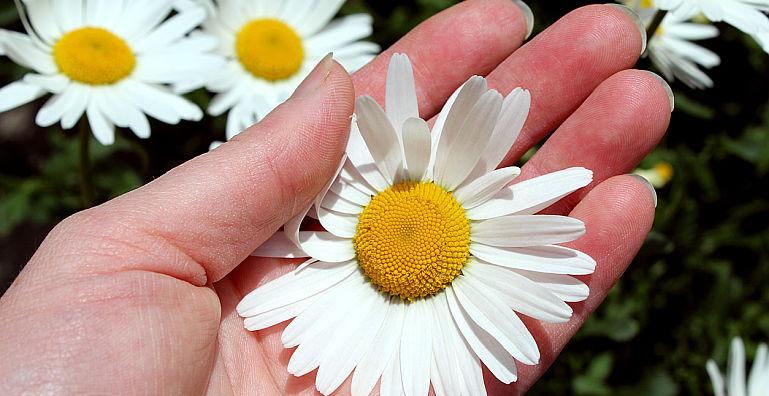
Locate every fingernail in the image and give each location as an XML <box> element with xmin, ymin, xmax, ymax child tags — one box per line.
<box><xmin>512</xmin><ymin>0</ymin><xmax>534</xmax><ymax>39</ymax></box>
<box><xmin>292</xmin><ymin>52</ymin><xmax>334</xmax><ymax>98</ymax></box>
<box><xmin>628</xmin><ymin>174</ymin><xmax>658</xmax><ymax>208</ymax></box>
<box><xmin>606</xmin><ymin>4</ymin><xmax>647</xmax><ymax>55</ymax></box>
<box><xmin>642</xmin><ymin>70</ymin><xmax>675</xmax><ymax>112</ymax></box>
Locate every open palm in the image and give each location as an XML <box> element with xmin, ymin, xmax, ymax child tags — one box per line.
<box><xmin>0</xmin><ymin>1</ymin><xmax>669</xmax><ymax>395</ymax></box>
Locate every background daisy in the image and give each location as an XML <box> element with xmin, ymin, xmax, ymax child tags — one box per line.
<box><xmin>0</xmin><ymin>0</ymin><xmax>223</xmax><ymax>145</ymax></box>
<box><xmin>197</xmin><ymin>0</ymin><xmax>379</xmax><ymax>148</ymax></box>
<box><xmin>239</xmin><ymin>54</ymin><xmax>596</xmax><ymax>396</ymax></box>
<box><xmin>707</xmin><ymin>337</ymin><xmax>769</xmax><ymax>396</ymax></box>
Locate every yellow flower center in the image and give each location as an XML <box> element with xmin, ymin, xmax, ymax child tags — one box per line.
<box><xmin>654</xmin><ymin>161</ymin><xmax>674</xmax><ymax>183</ymax></box>
<box><xmin>53</xmin><ymin>27</ymin><xmax>136</xmax><ymax>85</ymax></box>
<box><xmin>353</xmin><ymin>182</ymin><xmax>471</xmax><ymax>301</ymax></box>
<box><xmin>235</xmin><ymin>19</ymin><xmax>304</xmax><ymax>81</ymax></box>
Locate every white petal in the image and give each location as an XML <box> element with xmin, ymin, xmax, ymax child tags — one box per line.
<box><xmin>304</xmin><ymin>14</ymin><xmax>372</xmax><ymax>51</ymax></box>
<box><xmin>385</xmin><ymin>54</ymin><xmax>419</xmax><ymax>136</ymax></box>
<box><xmin>0</xmin><ymin>80</ymin><xmax>45</xmax><ymax>113</ymax></box>
<box><xmin>434</xmin><ymin>297</ymin><xmax>486</xmax><ymax>396</ymax></box>
<box><xmin>433</xmin><ymin>89</ymin><xmax>503</xmax><ymax>191</ymax></box>
<box><xmin>36</xmin><ymin>91</ymin><xmax>76</xmax><ymax>127</ymax></box>
<box><xmin>0</xmin><ymin>30</ymin><xmax>56</xmax><ymax>74</ymax></box>
<box><xmin>294</xmin><ymin>0</ymin><xmax>346</xmax><ymax>36</ymax></box>
<box><xmin>287</xmin><ymin>277</ymin><xmax>371</xmax><ymax>376</ymax></box>
<box><xmin>86</xmin><ymin>102</ymin><xmax>115</xmax><ymax>145</ymax></box>
<box><xmin>23</xmin><ymin>74</ymin><xmax>68</xmax><ymax>93</ymax></box>
<box><xmin>430</xmin><ymin>76</ymin><xmax>487</xmax><ymax>180</ymax></box>
<box><xmin>464</xmin><ymin>88</ymin><xmax>531</xmax><ymax>181</ymax></box>
<box><xmin>400</xmin><ymin>301</ymin><xmax>432</xmax><ymax>396</ymax></box>
<box><xmin>428</xmin><ymin>298</ymin><xmax>463</xmax><ymax>396</ymax></box>
<box><xmin>25</xmin><ymin>0</ymin><xmax>62</xmax><ymax>44</ymax></box>
<box><xmin>352</xmin><ymin>301</ymin><xmax>405</xmax><ymax>396</ymax></box>
<box><xmin>728</xmin><ymin>337</ymin><xmax>747</xmax><ymax>396</ymax></box>
<box><xmin>294</xmin><ymin>231</ymin><xmax>355</xmax><ymax>263</ymax></box>
<box><xmin>250</xmin><ymin>231</ymin><xmax>308</xmax><ymax>258</ymax></box>
<box><xmin>471</xmin><ymin>215</ymin><xmax>585</xmax><ymax>247</ymax></box>
<box><xmin>120</xmin><ymin>80</ymin><xmax>203</xmax><ymax>124</ymax></box>
<box><xmin>320</xmin><ymin>190</ymin><xmax>364</xmax><ymax>215</ymax></box>
<box><xmin>465</xmin><ymin>261</ymin><xmax>573</xmax><ymax>322</ymax></box>
<box><xmin>467</xmin><ymin>167</ymin><xmax>593</xmax><ymax>220</ymax></box>
<box><xmin>748</xmin><ymin>343</ymin><xmax>769</xmax><ymax>396</ymax></box>
<box><xmin>243</xmin><ymin>293</ymin><xmax>318</xmax><ymax>331</ymax></box>
<box><xmin>707</xmin><ymin>360</ymin><xmax>726</xmax><ymax>396</ymax></box>
<box><xmin>401</xmin><ymin>117</ymin><xmax>431</xmax><ymax>181</ymax></box>
<box><xmin>330</xmin><ymin>179</ymin><xmax>372</xmax><ymax>207</ymax></box>
<box><xmin>355</xmin><ymin>96</ymin><xmax>402</xmax><ymax>183</ymax></box>
<box><xmin>340</xmin><ymin>160</ymin><xmax>377</xmax><ymax>196</ymax></box>
<box><xmin>454</xmin><ymin>166</ymin><xmax>521</xmax><ymax>209</ymax></box>
<box><xmin>134</xmin><ymin>7</ymin><xmax>206</xmax><ymax>53</ymax></box>
<box><xmin>445</xmin><ymin>288</ymin><xmax>518</xmax><ymax>384</ymax></box>
<box><xmin>236</xmin><ymin>260</ymin><xmax>357</xmax><ymax>317</ymax></box>
<box><xmin>347</xmin><ymin>118</ymin><xmax>390</xmax><ymax>191</ymax></box>
<box><xmin>60</xmin><ymin>84</ymin><xmax>89</xmax><ymax>129</ymax></box>
<box><xmin>380</xmin><ymin>349</ymin><xmax>405</xmax><ymax>396</ymax></box>
<box><xmin>454</xmin><ymin>276</ymin><xmax>539</xmax><ymax>365</ymax></box>
<box><xmin>316</xmin><ymin>291</ymin><xmax>388</xmax><ymax>395</ymax></box>
<box><xmin>316</xmin><ymin>206</ymin><xmax>358</xmax><ymax>238</ymax></box>
<box><xmin>511</xmin><ymin>270</ymin><xmax>590</xmax><ymax>303</ymax></box>
<box><xmin>469</xmin><ymin>244</ymin><xmax>596</xmax><ymax>275</ymax></box>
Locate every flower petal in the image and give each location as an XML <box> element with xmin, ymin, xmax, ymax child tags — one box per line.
<box><xmin>355</xmin><ymin>96</ymin><xmax>402</xmax><ymax>183</ymax></box>
<box><xmin>0</xmin><ymin>80</ymin><xmax>46</xmax><ymax>113</ymax></box>
<box><xmin>352</xmin><ymin>301</ymin><xmax>405</xmax><ymax>396</ymax></box>
<box><xmin>510</xmin><ymin>270</ymin><xmax>590</xmax><ymax>303</ymax></box>
<box><xmin>250</xmin><ymin>231</ymin><xmax>309</xmax><ymax>258</ymax></box>
<box><xmin>316</xmin><ymin>206</ymin><xmax>358</xmax><ymax>238</ymax></box>
<box><xmin>347</xmin><ymin>118</ymin><xmax>390</xmax><ymax>191</ymax></box>
<box><xmin>401</xmin><ymin>117</ymin><xmax>431</xmax><ymax>181</ymax></box>
<box><xmin>471</xmin><ymin>215</ymin><xmax>585</xmax><ymax>247</ymax></box>
<box><xmin>433</xmin><ymin>89</ymin><xmax>502</xmax><ymax>191</ymax></box>
<box><xmin>400</xmin><ymin>301</ymin><xmax>432</xmax><ymax>396</ymax></box>
<box><xmin>469</xmin><ymin>243</ymin><xmax>596</xmax><ymax>275</ymax></box>
<box><xmin>454</xmin><ymin>166</ymin><xmax>521</xmax><ymax>209</ymax></box>
<box><xmin>466</xmin><ymin>167</ymin><xmax>593</xmax><ymax>220</ymax></box>
<box><xmin>385</xmin><ymin>53</ymin><xmax>419</xmax><ymax>136</ymax></box>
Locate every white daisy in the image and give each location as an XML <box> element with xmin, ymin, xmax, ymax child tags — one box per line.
<box><xmin>197</xmin><ymin>0</ymin><xmax>379</xmax><ymax>149</ymax></box>
<box><xmin>707</xmin><ymin>337</ymin><xmax>769</xmax><ymax>396</ymax></box>
<box><xmin>238</xmin><ymin>54</ymin><xmax>596</xmax><ymax>396</ymax></box>
<box><xmin>625</xmin><ymin>0</ymin><xmax>721</xmax><ymax>89</ymax></box>
<box><xmin>0</xmin><ymin>0</ymin><xmax>223</xmax><ymax>145</ymax></box>
<box><xmin>655</xmin><ymin>0</ymin><xmax>769</xmax><ymax>43</ymax></box>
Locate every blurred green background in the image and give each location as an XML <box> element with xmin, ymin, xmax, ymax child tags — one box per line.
<box><xmin>1</xmin><ymin>1</ymin><xmax>768</xmax><ymax>394</ymax></box>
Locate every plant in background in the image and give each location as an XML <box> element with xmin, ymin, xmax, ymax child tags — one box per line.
<box><xmin>707</xmin><ymin>337</ymin><xmax>769</xmax><ymax>396</ymax></box>
<box><xmin>196</xmin><ymin>0</ymin><xmax>379</xmax><ymax>149</ymax></box>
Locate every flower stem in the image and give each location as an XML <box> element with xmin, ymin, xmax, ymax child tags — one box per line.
<box><xmin>78</xmin><ymin>119</ymin><xmax>95</xmax><ymax>207</ymax></box>
<box><xmin>646</xmin><ymin>9</ymin><xmax>668</xmax><ymax>45</ymax></box>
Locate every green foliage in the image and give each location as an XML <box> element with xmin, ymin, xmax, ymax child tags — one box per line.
<box><xmin>1</xmin><ymin>1</ymin><xmax>769</xmax><ymax>395</ymax></box>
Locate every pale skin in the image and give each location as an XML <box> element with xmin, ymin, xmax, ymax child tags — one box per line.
<box><xmin>0</xmin><ymin>1</ymin><xmax>670</xmax><ymax>395</ymax></box>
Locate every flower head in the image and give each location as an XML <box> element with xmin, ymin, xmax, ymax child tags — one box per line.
<box><xmin>198</xmin><ymin>0</ymin><xmax>379</xmax><ymax>148</ymax></box>
<box><xmin>707</xmin><ymin>337</ymin><xmax>769</xmax><ymax>396</ymax></box>
<box><xmin>0</xmin><ymin>0</ymin><xmax>223</xmax><ymax>145</ymax></box>
<box><xmin>239</xmin><ymin>54</ymin><xmax>596</xmax><ymax>396</ymax></box>
<box><xmin>626</xmin><ymin>0</ymin><xmax>721</xmax><ymax>89</ymax></box>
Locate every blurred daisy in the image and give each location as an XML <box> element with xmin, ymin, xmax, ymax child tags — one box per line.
<box><xmin>707</xmin><ymin>337</ymin><xmax>769</xmax><ymax>396</ymax></box>
<box><xmin>238</xmin><ymin>54</ymin><xmax>596</xmax><ymax>396</ymax></box>
<box><xmin>625</xmin><ymin>0</ymin><xmax>721</xmax><ymax>89</ymax></box>
<box><xmin>197</xmin><ymin>0</ymin><xmax>379</xmax><ymax>149</ymax></box>
<box><xmin>0</xmin><ymin>0</ymin><xmax>223</xmax><ymax>145</ymax></box>
<box><xmin>634</xmin><ymin>161</ymin><xmax>674</xmax><ymax>188</ymax></box>
<box><xmin>655</xmin><ymin>0</ymin><xmax>769</xmax><ymax>43</ymax></box>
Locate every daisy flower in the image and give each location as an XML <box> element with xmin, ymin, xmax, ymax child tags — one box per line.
<box><xmin>238</xmin><ymin>54</ymin><xmax>596</xmax><ymax>396</ymax></box>
<box><xmin>634</xmin><ymin>161</ymin><xmax>674</xmax><ymax>188</ymax></box>
<box><xmin>655</xmin><ymin>0</ymin><xmax>769</xmax><ymax>45</ymax></box>
<box><xmin>0</xmin><ymin>0</ymin><xmax>223</xmax><ymax>145</ymax></box>
<box><xmin>196</xmin><ymin>0</ymin><xmax>379</xmax><ymax>149</ymax></box>
<box><xmin>625</xmin><ymin>0</ymin><xmax>721</xmax><ymax>89</ymax></box>
<box><xmin>707</xmin><ymin>337</ymin><xmax>769</xmax><ymax>396</ymax></box>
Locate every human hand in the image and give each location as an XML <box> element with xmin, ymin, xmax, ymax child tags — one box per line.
<box><xmin>0</xmin><ymin>1</ymin><xmax>670</xmax><ymax>395</ymax></box>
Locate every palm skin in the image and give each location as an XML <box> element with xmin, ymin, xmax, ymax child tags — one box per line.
<box><xmin>0</xmin><ymin>1</ymin><xmax>669</xmax><ymax>395</ymax></box>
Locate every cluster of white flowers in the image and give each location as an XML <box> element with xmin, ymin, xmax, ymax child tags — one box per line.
<box><xmin>0</xmin><ymin>0</ymin><xmax>377</xmax><ymax>145</ymax></box>
<box><xmin>708</xmin><ymin>337</ymin><xmax>769</xmax><ymax>396</ymax></box>
<box><xmin>624</xmin><ymin>0</ymin><xmax>769</xmax><ymax>89</ymax></box>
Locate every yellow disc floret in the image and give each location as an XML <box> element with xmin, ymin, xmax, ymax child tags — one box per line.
<box><xmin>53</xmin><ymin>27</ymin><xmax>136</xmax><ymax>85</ymax></box>
<box><xmin>236</xmin><ymin>19</ymin><xmax>304</xmax><ymax>81</ymax></box>
<box><xmin>353</xmin><ymin>182</ymin><xmax>471</xmax><ymax>301</ymax></box>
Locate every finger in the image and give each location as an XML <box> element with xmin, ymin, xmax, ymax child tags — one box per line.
<box><xmin>483</xmin><ymin>4</ymin><xmax>647</xmax><ymax>164</ymax></box>
<box><xmin>521</xmin><ymin>69</ymin><xmax>673</xmax><ymax>214</ymax></box>
<box><xmin>353</xmin><ymin>0</ymin><xmax>531</xmax><ymax>118</ymax></box>
<box><xmin>51</xmin><ymin>59</ymin><xmax>354</xmax><ymax>284</ymax></box>
<box><xmin>488</xmin><ymin>174</ymin><xmax>657</xmax><ymax>394</ymax></box>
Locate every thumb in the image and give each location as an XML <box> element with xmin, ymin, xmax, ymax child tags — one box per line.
<box><xmin>52</xmin><ymin>56</ymin><xmax>354</xmax><ymax>284</ymax></box>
